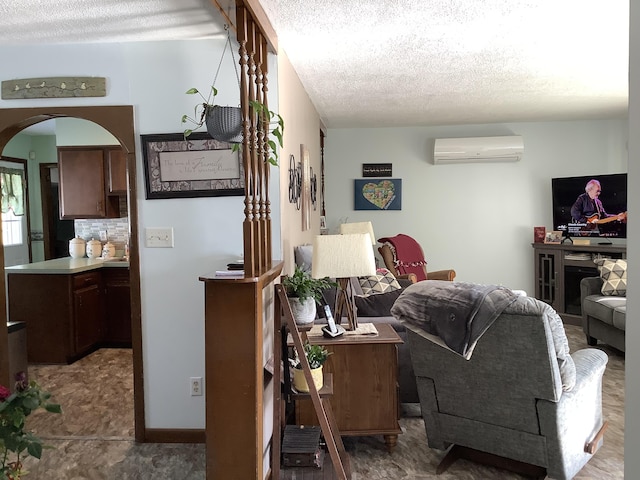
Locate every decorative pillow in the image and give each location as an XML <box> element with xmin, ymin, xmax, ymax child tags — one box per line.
<box><xmin>355</xmin><ymin>289</ymin><xmax>404</xmax><ymax>317</ymax></box>
<box><xmin>359</xmin><ymin>270</ymin><xmax>401</xmax><ymax>296</ymax></box>
<box><xmin>594</xmin><ymin>258</ymin><xmax>627</xmax><ymax>296</ymax></box>
<box><xmin>294</xmin><ymin>244</ymin><xmax>313</xmax><ymax>273</ymax></box>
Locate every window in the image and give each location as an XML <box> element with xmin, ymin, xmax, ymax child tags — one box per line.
<box><xmin>0</xmin><ymin>167</ymin><xmax>25</xmax><ymax>246</ymax></box>
<box><xmin>2</xmin><ymin>208</ymin><xmax>23</xmax><ymax>246</ymax></box>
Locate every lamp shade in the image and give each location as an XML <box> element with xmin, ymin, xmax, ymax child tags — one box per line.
<box><xmin>339</xmin><ymin>221</ymin><xmax>376</xmax><ymax>246</ymax></box>
<box><xmin>311</xmin><ymin>234</ymin><xmax>376</xmax><ymax>279</ymax></box>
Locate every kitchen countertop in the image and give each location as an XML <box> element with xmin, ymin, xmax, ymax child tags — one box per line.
<box><xmin>5</xmin><ymin>257</ymin><xmax>130</xmax><ymax>275</ymax></box>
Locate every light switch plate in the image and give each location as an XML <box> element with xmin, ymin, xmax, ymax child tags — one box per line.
<box><xmin>145</xmin><ymin>227</ymin><xmax>174</xmax><ymax>248</ymax></box>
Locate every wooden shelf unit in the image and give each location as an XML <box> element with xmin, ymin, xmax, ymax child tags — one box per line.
<box><xmin>532</xmin><ymin>242</ymin><xmax>626</xmax><ymax>325</ymax></box>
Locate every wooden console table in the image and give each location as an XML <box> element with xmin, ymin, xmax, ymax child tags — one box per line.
<box><xmin>532</xmin><ymin>242</ymin><xmax>626</xmax><ymax>325</ymax></box>
<box><xmin>291</xmin><ymin>322</ymin><xmax>403</xmax><ymax>452</ymax></box>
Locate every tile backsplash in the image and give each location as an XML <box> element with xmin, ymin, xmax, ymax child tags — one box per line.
<box><xmin>74</xmin><ymin>218</ymin><xmax>129</xmax><ymax>255</ymax></box>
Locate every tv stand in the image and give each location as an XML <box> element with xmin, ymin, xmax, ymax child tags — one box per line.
<box><xmin>532</xmin><ymin>242</ymin><xmax>626</xmax><ymax>325</ymax></box>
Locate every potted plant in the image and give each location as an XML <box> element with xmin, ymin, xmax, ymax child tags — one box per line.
<box><xmin>0</xmin><ymin>372</ymin><xmax>61</xmax><ymax>479</ymax></box>
<box><xmin>181</xmin><ymin>87</ymin><xmax>284</xmax><ymax>167</ymax></box>
<box><xmin>292</xmin><ymin>342</ymin><xmax>332</xmax><ymax>393</ymax></box>
<box><xmin>282</xmin><ymin>265</ymin><xmax>336</xmax><ymax>325</ymax></box>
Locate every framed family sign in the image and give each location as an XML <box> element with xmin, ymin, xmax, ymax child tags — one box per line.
<box><xmin>141</xmin><ymin>132</ymin><xmax>244</xmax><ymax>199</ymax></box>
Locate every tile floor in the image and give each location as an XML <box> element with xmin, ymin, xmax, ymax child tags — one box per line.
<box><xmin>20</xmin><ymin>325</ymin><xmax>623</xmax><ymax>479</ymax></box>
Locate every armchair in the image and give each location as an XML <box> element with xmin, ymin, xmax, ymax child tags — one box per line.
<box><xmin>393</xmin><ymin>283</ymin><xmax>608</xmax><ymax>479</ymax></box>
<box><xmin>377</xmin><ymin>234</ymin><xmax>455</xmax><ymax>281</ymax></box>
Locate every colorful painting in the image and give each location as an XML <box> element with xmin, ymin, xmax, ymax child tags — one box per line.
<box><xmin>354</xmin><ymin>178</ymin><xmax>402</xmax><ymax>211</ymax></box>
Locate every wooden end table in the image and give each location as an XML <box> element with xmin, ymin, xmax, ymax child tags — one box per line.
<box><xmin>292</xmin><ymin>322</ymin><xmax>403</xmax><ymax>452</ymax></box>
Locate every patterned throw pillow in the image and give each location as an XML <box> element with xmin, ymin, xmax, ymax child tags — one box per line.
<box><xmin>359</xmin><ymin>270</ymin><xmax>401</xmax><ymax>296</ymax></box>
<box><xmin>594</xmin><ymin>258</ymin><xmax>627</xmax><ymax>296</ymax></box>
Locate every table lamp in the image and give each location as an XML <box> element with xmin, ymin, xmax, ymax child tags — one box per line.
<box><xmin>339</xmin><ymin>221</ymin><xmax>376</xmax><ymax>246</ymax></box>
<box><xmin>312</xmin><ymin>233</ymin><xmax>376</xmax><ymax>330</ymax></box>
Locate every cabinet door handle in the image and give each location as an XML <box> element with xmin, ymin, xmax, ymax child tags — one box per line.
<box><xmin>97</xmin><ymin>201</ymin><xmax>102</xmax><ymax>213</ymax></box>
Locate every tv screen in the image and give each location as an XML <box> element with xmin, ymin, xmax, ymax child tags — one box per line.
<box><xmin>552</xmin><ymin>173</ymin><xmax>627</xmax><ymax>240</ymax></box>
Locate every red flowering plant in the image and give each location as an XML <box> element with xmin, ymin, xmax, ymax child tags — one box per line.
<box><xmin>0</xmin><ymin>372</ymin><xmax>61</xmax><ymax>479</ymax></box>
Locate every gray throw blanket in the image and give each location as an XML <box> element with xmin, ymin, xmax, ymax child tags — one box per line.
<box><xmin>391</xmin><ymin>280</ymin><xmax>519</xmax><ymax>359</ymax></box>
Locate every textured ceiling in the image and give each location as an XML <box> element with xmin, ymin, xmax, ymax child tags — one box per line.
<box><xmin>0</xmin><ymin>0</ymin><xmax>630</xmax><ymax>129</ymax></box>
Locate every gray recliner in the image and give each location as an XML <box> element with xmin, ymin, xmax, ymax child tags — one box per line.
<box><xmin>400</xmin><ymin>292</ymin><xmax>608</xmax><ymax>480</ymax></box>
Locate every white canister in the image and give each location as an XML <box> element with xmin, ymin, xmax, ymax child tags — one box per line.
<box><xmin>102</xmin><ymin>241</ymin><xmax>116</xmax><ymax>259</ymax></box>
<box><xmin>86</xmin><ymin>238</ymin><xmax>102</xmax><ymax>259</ymax></box>
<box><xmin>69</xmin><ymin>236</ymin><xmax>86</xmax><ymax>258</ymax></box>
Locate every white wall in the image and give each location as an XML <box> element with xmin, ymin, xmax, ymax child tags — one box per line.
<box><xmin>324</xmin><ymin>119</ymin><xmax>627</xmax><ymax>293</ymax></box>
<box><xmin>0</xmin><ymin>38</ymin><xmax>280</xmax><ymax>429</ymax></box>
<box><xmin>626</xmin><ymin>0</ymin><xmax>638</xmax><ymax>475</ymax></box>
<box><xmin>277</xmin><ymin>49</ymin><xmax>323</xmax><ymax>274</ymax></box>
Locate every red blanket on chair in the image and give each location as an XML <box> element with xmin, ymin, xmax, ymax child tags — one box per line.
<box><xmin>378</xmin><ymin>234</ymin><xmax>427</xmax><ymax>281</ymax></box>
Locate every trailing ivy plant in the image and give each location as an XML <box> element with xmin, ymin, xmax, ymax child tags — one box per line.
<box><xmin>181</xmin><ymin>87</ymin><xmax>284</xmax><ymax>166</ymax></box>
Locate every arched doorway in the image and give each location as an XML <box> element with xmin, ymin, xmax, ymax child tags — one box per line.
<box><xmin>0</xmin><ymin>106</ymin><xmax>145</xmax><ymax>442</ymax></box>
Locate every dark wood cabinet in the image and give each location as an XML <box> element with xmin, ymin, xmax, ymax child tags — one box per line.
<box><xmin>103</xmin><ymin>268</ymin><xmax>132</xmax><ymax>345</ymax></box>
<box><xmin>106</xmin><ymin>147</ymin><xmax>128</xmax><ymax>194</ymax></box>
<box><xmin>532</xmin><ymin>242</ymin><xmax>626</xmax><ymax>325</ymax></box>
<box><xmin>7</xmin><ymin>266</ymin><xmax>130</xmax><ymax>364</ymax></box>
<box><xmin>72</xmin><ymin>271</ymin><xmax>103</xmax><ymax>355</ymax></box>
<box><xmin>57</xmin><ymin>146</ymin><xmax>126</xmax><ymax>219</ymax></box>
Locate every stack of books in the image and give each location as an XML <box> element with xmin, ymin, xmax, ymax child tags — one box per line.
<box><xmin>215</xmin><ymin>259</ymin><xmax>244</xmax><ymax>277</ymax></box>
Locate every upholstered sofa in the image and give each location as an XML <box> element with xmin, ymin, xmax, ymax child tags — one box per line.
<box><xmin>580</xmin><ymin>276</ymin><xmax>626</xmax><ymax>352</ymax></box>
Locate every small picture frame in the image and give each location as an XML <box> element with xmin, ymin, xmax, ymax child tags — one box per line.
<box><xmin>544</xmin><ymin>230</ymin><xmax>563</xmax><ymax>244</ymax></box>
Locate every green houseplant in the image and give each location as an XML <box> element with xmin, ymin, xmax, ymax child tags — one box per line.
<box><xmin>292</xmin><ymin>342</ymin><xmax>332</xmax><ymax>393</ymax></box>
<box><xmin>181</xmin><ymin>87</ymin><xmax>284</xmax><ymax>166</ymax></box>
<box><xmin>0</xmin><ymin>372</ymin><xmax>61</xmax><ymax>479</ymax></box>
<box><xmin>282</xmin><ymin>265</ymin><xmax>336</xmax><ymax>325</ymax></box>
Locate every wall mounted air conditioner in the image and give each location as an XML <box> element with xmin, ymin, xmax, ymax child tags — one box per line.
<box><xmin>433</xmin><ymin>135</ymin><xmax>524</xmax><ymax>164</ymax></box>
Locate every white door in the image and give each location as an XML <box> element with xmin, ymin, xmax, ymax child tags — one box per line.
<box><xmin>1</xmin><ymin>159</ymin><xmax>30</xmax><ymax>267</ymax></box>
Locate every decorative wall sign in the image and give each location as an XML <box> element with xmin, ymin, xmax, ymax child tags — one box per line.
<box><xmin>141</xmin><ymin>132</ymin><xmax>244</xmax><ymax>199</ymax></box>
<box><xmin>1</xmin><ymin>77</ymin><xmax>107</xmax><ymax>99</ymax></box>
<box><xmin>354</xmin><ymin>178</ymin><xmax>402</xmax><ymax>211</ymax></box>
<box><xmin>362</xmin><ymin>163</ymin><xmax>392</xmax><ymax>177</ymax></box>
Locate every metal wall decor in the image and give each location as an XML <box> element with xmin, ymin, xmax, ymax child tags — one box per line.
<box><xmin>288</xmin><ymin>154</ymin><xmax>302</xmax><ymax>210</ymax></box>
<box><xmin>310</xmin><ymin>167</ymin><xmax>318</xmax><ymax>210</ymax></box>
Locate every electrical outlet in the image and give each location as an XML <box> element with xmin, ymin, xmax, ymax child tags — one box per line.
<box><xmin>99</xmin><ymin>230</ymin><xmax>108</xmax><ymax>242</ymax></box>
<box><xmin>190</xmin><ymin>377</ymin><xmax>203</xmax><ymax>396</ymax></box>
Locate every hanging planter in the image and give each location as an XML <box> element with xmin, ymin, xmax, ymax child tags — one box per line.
<box><xmin>180</xmin><ymin>26</ymin><xmax>285</xmax><ymax>166</ymax></box>
<box><xmin>205</xmin><ymin>105</ymin><xmax>242</xmax><ymax>144</ymax></box>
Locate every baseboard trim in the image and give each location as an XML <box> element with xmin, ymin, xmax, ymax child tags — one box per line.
<box><xmin>144</xmin><ymin>428</ymin><xmax>205</xmax><ymax>444</ymax></box>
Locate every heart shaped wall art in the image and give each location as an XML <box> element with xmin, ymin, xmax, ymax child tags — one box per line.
<box><xmin>354</xmin><ymin>178</ymin><xmax>402</xmax><ymax>210</ymax></box>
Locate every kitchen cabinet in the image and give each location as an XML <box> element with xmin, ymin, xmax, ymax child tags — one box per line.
<box><xmin>106</xmin><ymin>147</ymin><xmax>128</xmax><ymax>194</ymax></box>
<box><xmin>6</xmin><ymin>259</ymin><xmax>132</xmax><ymax>364</ymax></box>
<box><xmin>103</xmin><ymin>268</ymin><xmax>132</xmax><ymax>345</ymax></box>
<box><xmin>73</xmin><ymin>272</ymin><xmax>104</xmax><ymax>354</ymax></box>
<box><xmin>58</xmin><ymin>146</ymin><xmax>126</xmax><ymax>219</ymax></box>
<box><xmin>7</xmin><ymin>269</ymin><xmax>107</xmax><ymax>364</ymax></box>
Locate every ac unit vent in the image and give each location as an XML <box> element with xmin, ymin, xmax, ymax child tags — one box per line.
<box><xmin>433</xmin><ymin>135</ymin><xmax>524</xmax><ymax>164</ymax></box>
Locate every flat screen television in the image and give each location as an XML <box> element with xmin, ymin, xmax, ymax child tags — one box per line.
<box><xmin>552</xmin><ymin>173</ymin><xmax>627</xmax><ymax>240</ymax></box>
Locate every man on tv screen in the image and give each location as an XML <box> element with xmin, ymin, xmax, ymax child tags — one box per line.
<box><xmin>570</xmin><ymin>179</ymin><xmax>626</xmax><ymax>236</ymax></box>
